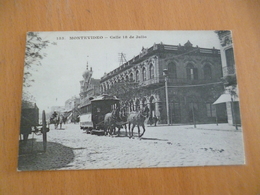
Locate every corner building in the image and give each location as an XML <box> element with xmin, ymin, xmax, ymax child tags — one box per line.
<box><xmin>100</xmin><ymin>41</ymin><xmax>227</xmax><ymax>124</ymax></box>
<box><xmin>215</xmin><ymin>31</ymin><xmax>241</xmax><ymax>126</ymax></box>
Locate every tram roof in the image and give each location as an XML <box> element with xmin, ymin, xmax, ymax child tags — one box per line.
<box><xmin>91</xmin><ymin>94</ymin><xmax>120</xmax><ymax>102</ymax></box>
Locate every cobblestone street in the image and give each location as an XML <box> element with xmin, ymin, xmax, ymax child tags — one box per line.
<box><xmin>18</xmin><ymin>123</ymin><xmax>245</xmax><ymax>171</ymax></box>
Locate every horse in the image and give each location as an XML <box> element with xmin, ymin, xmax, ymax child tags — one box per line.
<box><xmin>104</xmin><ymin>111</ymin><xmax>117</xmax><ymax>136</ymax></box>
<box><xmin>127</xmin><ymin>106</ymin><xmax>149</xmax><ymax>138</ymax></box>
<box><xmin>103</xmin><ymin>106</ymin><xmax>128</xmax><ymax>136</ymax></box>
<box><xmin>48</xmin><ymin>114</ymin><xmax>64</xmax><ymax>129</ymax></box>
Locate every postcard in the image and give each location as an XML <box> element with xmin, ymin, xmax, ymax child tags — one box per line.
<box><xmin>18</xmin><ymin>30</ymin><xmax>244</xmax><ymax>171</ymax></box>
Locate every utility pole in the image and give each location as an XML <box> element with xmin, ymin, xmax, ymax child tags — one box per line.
<box><xmin>163</xmin><ymin>69</ymin><xmax>170</xmax><ymax>125</ymax></box>
<box><xmin>118</xmin><ymin>53</ymin><xmax>127</xmax><ymax>66</ymax></box>
<box><xmin>192</xmin><ymin>102</ymin><xmax>196</xmax><ymax>128</ymax></box>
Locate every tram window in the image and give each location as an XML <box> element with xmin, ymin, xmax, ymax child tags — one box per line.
<box><xmin>97</xmin><ymin>107</ymin><xmax>101</xmax><ymax>112</ymax></box>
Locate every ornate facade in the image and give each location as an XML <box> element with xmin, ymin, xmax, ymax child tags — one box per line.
<box><xmin>100</xmin><ymin>41</ymin><xmax>227</xmax><ymax>124</ymax></box>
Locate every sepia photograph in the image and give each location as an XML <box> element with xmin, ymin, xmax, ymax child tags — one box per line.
<box><xmin>18</xmin><ymin>30</ymin><xmax>244</xmax><ymax>171</ymax></box>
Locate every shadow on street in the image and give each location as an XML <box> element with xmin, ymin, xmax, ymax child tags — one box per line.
<box><xmin>18</xmin><ymin>139</ymin><xmax>74</xmax><ymax>171</ymax></box>
<box><xmin>140</xmin><ymin>137</ymin><xmax>168</xmax><ymax>141</ymax></box>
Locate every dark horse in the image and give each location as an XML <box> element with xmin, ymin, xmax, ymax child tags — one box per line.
<box><xmin>104</xmin><ymin>106</ymin><xmax>128</xmax><ymax>136</ymax></box>
<box><xmin>48</xmin><ymin>114</ymin><xmax>64</xmax><ymax>129</ymax></box>
<box><xmin>127</xmin><ymin>106</ymin><xmax>149</xmax><ymax>138</ymax></box>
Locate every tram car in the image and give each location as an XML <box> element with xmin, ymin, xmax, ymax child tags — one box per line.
<box><xmin>79</xmin><ymin>94</ymin><xmax>120</xmax><ymax>134</ymax></box>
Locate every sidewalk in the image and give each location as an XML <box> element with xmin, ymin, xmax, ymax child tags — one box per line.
<box><xmin>186</xmin><ymin>123</ymin><xmax>242</xmax><ymax>132</ymax></box>
<box><xmin>149</xmin><ymin>123</ymin><xmax>242</xmax><ymax>132</ymax></box>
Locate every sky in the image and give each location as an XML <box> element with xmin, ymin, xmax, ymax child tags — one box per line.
<box><xmin>23</xmin><ymin>30</ymin><xmax>222</xmax><ymax>112</ymax></box>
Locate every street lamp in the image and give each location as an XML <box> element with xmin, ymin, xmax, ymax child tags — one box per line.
<box><xmin>163</xmin><ymin>69</ymin><xmax>170</xmax><ymax>125</ymax></box>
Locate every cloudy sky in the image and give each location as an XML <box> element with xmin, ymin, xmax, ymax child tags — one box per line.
<box><xmin>23</xmin><ymin>30</ymin><xmax>222</xmax><ymax>112</ymax></box>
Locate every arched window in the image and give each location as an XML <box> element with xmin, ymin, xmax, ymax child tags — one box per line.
<box><xmin>168</xmin><ymin>62</ymin><xmax>177</xmax><ymax>79</ymax></box>
<box><xmin>135</xmin><ymin>99</ymin><xmax>140</xmax><ymax>111</ymax></box>
<box><xmin>142</xmin><ymin>67</ymin><xmax>146</xmax><ymax>81</ymax></box>
<box><xmin>135</xmin><ymin>70</ymin><xmax>139</xmax><ymax>82</ymax></box>
<box><xmin>142</xmin><ymin>98</ymin><xmax>147</xmax><ymax>107</ymax></box>
<box><xmin>149</xmin><ymin>64</ymin><xmax>154</xmax><ymax>79</ymax></box>
<box><xmin>129</xmin><ymin>100</ymin><xmax>134</xmax><ymax>111</ymax></box>
<box><xmin>203</xmin><ymin>64</ymin><xmax>212</xmax><ymax>80</ymax></box>
<box><xmin>186</xmin><ymin>63</ymin><xmax>198</xmax><ymax>80</ymax></box>
<box><xmin>129</xmin><ymin>73</ymin><xmax>133</xmax><ymax>82</ymax></box>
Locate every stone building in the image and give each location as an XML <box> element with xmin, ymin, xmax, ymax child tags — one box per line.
<box><xmin>100</xmin><ymin>41</ymin><xmax>227</xmax><ymax>124</ymax></box>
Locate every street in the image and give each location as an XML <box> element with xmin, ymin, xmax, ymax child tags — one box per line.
<box><xmin>18</xmin><ymin>123</ymin><xmax>245</xmax><ymax>171</ymax></box>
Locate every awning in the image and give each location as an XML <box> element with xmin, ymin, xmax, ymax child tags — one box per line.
<box><xmin>213</xmin><ymin>93</ymin><xmax>239</xmax><ymax>105</ymax></box>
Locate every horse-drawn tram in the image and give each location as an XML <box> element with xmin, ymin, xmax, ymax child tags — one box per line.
<box><xmin>20</xmin><ymin>101</ymin><xmax>49</xmax><ymax>152</ymax></box>
<box><xmin>79</xmin><ymin>94</ymin><xmax>150</xmax><ymax>137</ymax></box>
<box><xmin>79</xmin><ymin>94</ymin><xmax>120</xmax><ymax>135</ymax></box>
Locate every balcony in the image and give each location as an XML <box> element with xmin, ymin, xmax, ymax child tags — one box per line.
<box><xmin>139</xmin><ymin>76</ymin><xmax>221</xmax><ymax>87</ymax></box>
<box><xmin>103</xmin><ymin>76</ymin><xmax>222</xmax><ymax>95</ymax></box>
<box><xmin>140</xmin><ymin>77</ymin><xmax>164</xmax><ymax>87</ymax></box>
<box><xmin>222</xmin><ymin>66</ymin><xmax>236</xmax><ymax>76</ymax></box>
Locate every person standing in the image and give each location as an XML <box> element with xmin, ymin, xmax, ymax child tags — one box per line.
<box><xmin>153</xmin><ymin>115</ymin><xmax>158</xmax><ymax>126</ymax></box>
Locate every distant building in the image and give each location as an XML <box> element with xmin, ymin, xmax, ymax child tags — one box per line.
<box><xmin>100</xmin><ymin>41</ymin><xmax>227</xmax><ymax>124</ymax></box>
<box><xmin>65</xmin><ymin>96</ymin><xmax>80</xmax><ymax>112</ymax></box>
<box><xmin>64</xmin><ymin>96</ymin><xmax>80</xmax><ymax>123</ymax></box>
<box><xmin>79</xmin><ymin>65</ymin><xmax>101</xmax><ymax>113</ymax></box>
<box><xmin>215</xmin><ymin>31</ymin><xmax>241</xmax><ymax>126</ymax></box>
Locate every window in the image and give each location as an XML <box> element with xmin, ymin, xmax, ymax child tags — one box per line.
<box><xmin>149</xmin><ymin>64</ymin><xmax>154</xmax><ymax>79</ymax></box>
<box><xmin>203</xmin><ymin>64</ymin><xmax>212</xmax><ymax>80</ymax></box>
<box><xmin>206</xmin><ymin>104</ymin><xmax>216</xmax><ymax>117</ymax></box>
<box><xmin>142</xmin><ymin>67</ymin><xmax>146</xmax><ymax>81</ymax></box>
<box><xmin>225</xmin><ymin>48</ymin><xmax>234</xmax><ymax>67</ymax></box>
<box><xmin>186</xmin><ymin>63</ymin><xmax>198</xmax><ymax>80</ymax></box>
<box><xmin>142</xmin><ymin>98</ymin><xmax>147</xmax><ymax>107</ymax></box>
<box><xmin>188</xmin><ymin>102</ymin><xmax>198</xmax><ymax>122</ymax></box>
<box><xmin>129</xmin><ymin>100</ymin><xmax>134</xmax><ymax>111</ymax></box>
<box><xmin>136</xmin><ymin>70</ymin><xmax>139</xmax><ymax>82</ymax></box>
<box><xmin>135</xmin><ymin>99</ymin><xmax>140</xmax><ymax>111</ymax></box>
<box><xmin>129</xmin><ymin>73</ymin><xmax>133</xmax><ymax>81</ymax></box>
<box><xmin>168</xmin><ymin>62</ymin><xmax>177</xmax><ymax>79</ymax></box>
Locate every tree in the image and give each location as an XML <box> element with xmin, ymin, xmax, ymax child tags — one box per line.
<box><xmin>23</xmin><ymin>32</ymin><xmax>56</xmax><ymax>87</ymax></box>
<box><xmin>106</xmin><ymin>80</ymin><xmax>139</xmax><ymax>101</ymax></box>
<box><xmin>22</xmin><ymin>32</ymin><xmax>56</xmax><ymax>103</ymax></box>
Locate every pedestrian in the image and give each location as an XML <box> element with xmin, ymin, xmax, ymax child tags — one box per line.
<box><xmin>148</xmin><ymin>116</ymin><xmax>153</xmax><ymax>126</ymax></box>
<box><xmin>153</xmin><ymin>115</ymin><xmax>158</xmax><ymax>126</ymax></box>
